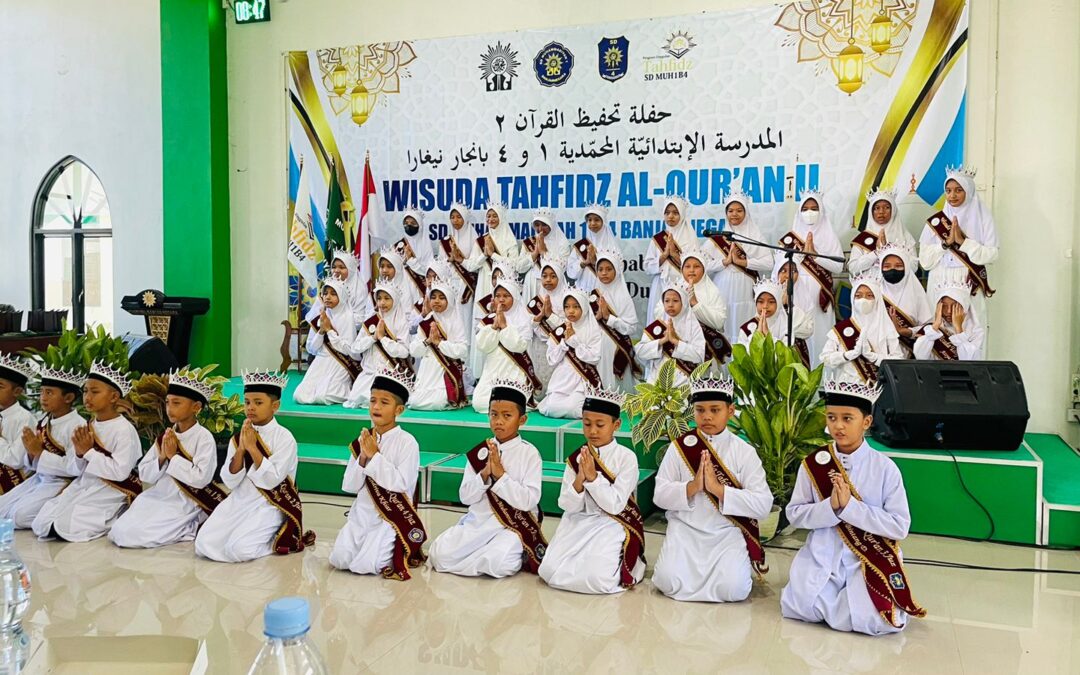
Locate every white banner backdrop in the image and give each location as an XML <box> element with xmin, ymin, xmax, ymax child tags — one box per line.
<box><xmin>287</xmin><ymin>1</ymin><xmax>969</xmax><ymax>321</ymax></box>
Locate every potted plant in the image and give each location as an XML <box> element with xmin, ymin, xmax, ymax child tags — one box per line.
<box><xmin>623</xmin><ymin>359</ymin><xmax>712</xmax><ymax>453</ymax></box>
<box><xmin>21</xmin><ymin>324</ymin><xmax>131</xmax><ymax>412</ymax></box>
<box><xmin>727</xmin><ymin>332</ymin><xmax>829</xmax><ymax>540</ymax></box>
<box><xmin>124</xmin><ymin>365</ymin><xmax>244</xmax><ymax>448</ymax></box>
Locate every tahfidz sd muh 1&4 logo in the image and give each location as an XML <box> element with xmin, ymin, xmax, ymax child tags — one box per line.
<box><xmin>597</xmin><ymin>36</ymin><xmax>629</xmax><ymax>82</ymax></box>
<box><xmin>642</xmin><ymin>30</ymin><xmax>697</xmax><ymax>82</ymax></box>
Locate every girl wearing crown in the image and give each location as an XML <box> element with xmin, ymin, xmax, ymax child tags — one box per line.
<box><xmin>436</xmin><ymin>202</ymin><xmax>480</xmax><ymax>329</ymax></box>
<box><xmin>591</xmin><ymin>249</ymin><xmax>641</xmax><ymax>393</ymax></box>
<box><xmin>913</xmin><ymin>282</ymin><xmax>985</xmax><ymax>361</ymax></box>
<box><xmin>820</xmin><ymin>275</ymin><xmax>903</xmax><ymax>384</ymax></box>
<box><xmin>522</xmin><ymin>210</ymin><xmax>570</xmax><ymax>301</ymax></box>
<box><xmin>344</xmin><ymin>281</ymin><xmax>414</xmax><ymax>409</ymax></box>
<box><xmin>463</xmin><ymin>202</ymin><xmax>531</xmax><ymax>320</ymax></box>
<box><xmin>538</xmin><ymin>289</ymin><xmax>603</xmax><ymax>419</ymax></box>
<box><xmin>709</xmin><ymin>193</ymin><xmax>774</xmax><ymax>336</ymax></box>
<box><xmin>681</xmin><ymin>247</ymin><xmax>731</xmax><ymax>373</ymax></box>
<box><xmin>568</xmin><ymin>204</ymin><xmax>620</xmax><ymax>292</ymax></box>
<box><xmin>305</xmin><ymin>248</ymin><xmax>371</xmax><ymax>330</ymax></box>
<box><xmin>293</xmin><ymin>275</ymin><xmax>360</xmax><ymax>406</ymax></box>
<box><xmin>737</xmin><ymin>279</ymin><xmax>815</xmax><ymax>361</ymax></box>
<box><xmin>644</xmin><ymin>196</ymin><xmax>701</xmax><ymax>324</ymax></box>
<box><xmin>526</xmin><ymin>254</ymin><xmax>570</xmax><ymax>393</ymax></box>
<box><xmin>848</xmin><ymin>188</ymin><xmax>917</xmax><ymax>275</ymax></box>
<box><xmin>634</xmin><ymin>280</ymin><xmax>706</xmax><ymax>388</ymax></box>
<box><xmin>377</xmin><ymin>247</ymin><xmax>423</xmax><ymax>315</ymax></box>
<box><xmin>877</xmin><ymin>244</ymin><xmax>932</xmax><ymax>358</ymax></box>
<box><xmin>776</xmin><ymin>192</ymin><xmax>845</xmax><ymax>363</ymax></box>
<box><xmin>400</xmin><ymin>206</ymin><xmax>436</xmax><ymax>287</ymax></box>
<box><xmin>472</xmin><ymin>277</ymin><xmax>541</xmax><ymax>413</ymax></box>
<box><xmin>409</xmin><ymin>280</ymin><xmax>470</xmax><ymax>410</ymax></box>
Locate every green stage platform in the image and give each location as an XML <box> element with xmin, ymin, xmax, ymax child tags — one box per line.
<box><xmin>225</xmin><ymin>374</ymin><xmax>1080</xmax><ymax>546</ymax></box>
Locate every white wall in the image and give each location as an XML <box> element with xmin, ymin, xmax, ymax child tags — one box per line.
<box><xmin>0</xmin><ymin>0</ymin><xmax>163</xmax><ymax>335</ymax></box>
<box><xmin>225</xmin><ymin>0</ymin><xmax>1080</xmax><ymax>438</ymax></box>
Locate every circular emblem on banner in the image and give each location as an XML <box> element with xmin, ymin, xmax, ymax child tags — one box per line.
<box><xmin>535</xmin><ymin>544</ymin><xmax>547</xmax><ymax>559</ymax></box>
<box><xmin>652</xmin><ymin>325</ymin><xmax>663</xmax><ymax>336</ymax></box>
<box><xmin>529</xmin><ymin>299</ymin><xmax>539</xmax><ymax>309</ymax></box>
<box><xmin>684</xmin><ymin>435</ymin><xmax>698</xmax><ymax>447</ymax></box>
<box><xmin>534</xmin><ymin>42</ymin><xmax>574</xmax><ymax>87</ymax></box>
<box><xmin>555</xmin><ymin>326</ymin><xmax>565</xmax><ymax>337</ymax></box>
<box><xmin>863</xmin><ymin>235</ymin><xmax>874</xmax><ymax>245</ymax></box>
<box><xmin>408</xmin><ymin>528</ymin><xmax>425</xmax><ymax>543</ymax></box>
<box><xmin>783</xmin><ymin>236</ymin><xmax>793</xmax><ymax>245</ymax></box>
<box><xmin>843</xmin><ymin>327</ymin><xmax>855</xmax><ymax>337</ymax></box>
<box><xmin>815</xmin><ymin>450</ymin><xmax>831</xmax><ymax>465</ymax></box>
<box><xmin>747</xmin><ymin>321</ymin><xmax>757</xmax><ymax>332</ymax></box>
<box><xmin>578</xmin><ymin>242</ymin><xmax>588</xmax><ymax>252</ymax></box>
<box><xmin>931</xmin><ymin>217</ymin><xmax>940</xmax><ymax>226</ymax></box>
<box><xmin>478</xmin><ymin>447</ymin><xmax>489</xmax><ymax>460</ymax></box>
<box><xmin>589</xmin><ymin>293</ymin><xmax>598</xmax><ymax>303</ymax></box>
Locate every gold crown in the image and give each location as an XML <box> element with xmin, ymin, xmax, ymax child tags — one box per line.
<box><xmin>690</xmin><ymin>375</ymin><xmax>734</xmax><ymax>398</ymax></box>
<box><xmin>822</xmin><ymin>379</ymin><xmax>882</xmax><ymax>404</ymax></box>
<box><xmin>584</xmin><ymin>383</ymin><xmax>625</xmax><ymax>407</ymax></box>
<box><xmin>38</xmin><ymin>364</ymin><xmax>84</xmax><ymax>389</ymax></box>
<box><xmin>168</xmin><ymin>369</ymin><xmax>217</xmax><ymax>403</ymax></box>
<box><xmin>491</xmin><ymin>376</ymin><xmax>533</xmax><ymax>398</ymax></box>
<box><xmin>241</xmin><ymin>369</ymin><xmax>289</xmax><ymax>392</ymax></box>
<box><xmin>88</xmin><ymin>360</ymin><xmax>132</xmax><ymax>396</ymax></box>
<box><xmin>865</xmin><ymin>187</ymin><xmax>898</xmax><ymax>204</ymax></box>
<box><xmin>374</xmin><ymin>365</ymin><xmax>416</xmax><ymax>395</ymax></box>
<box><xmin>0</xmin><ymin>354</ymin><xmax>38</xmax><ymax>383</ymax></box>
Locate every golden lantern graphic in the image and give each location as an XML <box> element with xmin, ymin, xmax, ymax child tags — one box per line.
<box><xmin>837</xmin><ymin>39</ymin><xmax>866</xmax><ymax>94</ymax></box>
<box><xmin>870</xmin><ymin>9</ymin><xmax>893</xmax><ymax>54</ymax></box>
<box><xmin>330</xmin><ymin>64</ymin><xmax>348</xmax><ymax>96</ymax></box>
<box><xmin>350</xmin><ymin>82</ymin><xmax>373</xmax><ymax>126</ymax></box>
<box><xmin>315</xmin><ymin>44</ymin><xmax>417</xmax><ymax>126</ymax></box>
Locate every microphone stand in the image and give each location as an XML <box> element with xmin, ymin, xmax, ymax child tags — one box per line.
<box><xmin>704</xmin><ymin>229</ymin><xmax>846</xmax><ymax>349</ymax></box>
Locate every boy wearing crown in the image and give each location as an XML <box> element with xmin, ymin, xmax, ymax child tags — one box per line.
<box><xmin>539</xmin><ymin>385</ymin><xmax>645</xmax><ymax>594</ymax></box>
<box><xmin>0</xmin><ymin>355</ymin><xmax>38</xmax><ymax>498</ymax></box>
<box><xmin>109</xmin><ymin>371</ymin><xmax>226</xmax><ymax>548</ymax></box>
<box><xmin>196</xmin><ymin>371</ymin><xmax>313</xmax><ymax>562</ymax></box>
<box><xmin>330</xmin><ymin>368</ymin><xmax>427</xmax><ymax>579</ymax></box>
<box><xmin>430</xmin><ymin>379</ymin><xmax>546</xmax><ymax>578</ymax></box>
<box><xmin>781</xmin><ymin>381</ymin><xmax>925</xmax><ymax>635</ymax></box>
<box><xmin>0</xmin><ymin>365</ymin><xmax>85</xmax><ymax>528</ymax></box>
<box><xmin>32</xmin><ymin>361</ymin><xmax>143</xmax><ymax>542</ymax></box>
<box><xmin>652</xmin><ymin>375</ymin><xmax>774</xmax><ymax>603</ymax></box>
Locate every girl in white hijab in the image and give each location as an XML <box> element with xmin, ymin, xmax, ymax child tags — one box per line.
<box><xmin>710</xmin><ymin>192</ymin><xmax>774</xmax><ymax>336</ymax></box>
<box><xmin>737</xmin><ymin>278</ymin><xmax>814</xmax><ymax>363</ymax></box>
<box><xmin>344</xmin><ymin>280</ymin><xmax>413</xmax><ymax>409</ymax></box>
<box><xmin>527</xmin><ymin>255</ymin><xmax>570</xmax><ymax>390</ymax></box>
<box><xmin>681</xmin><ymin>247</ymin><xmax>730</xmax><ymax>372</ymax></box>
<box><xmin>877</xmin><ymin>243</ymin><xmax>932</xmax><ymax>358</ymax></box>
<box><xmin>591</xmin><ymin>249</ymin><xmax>641</xmax><ymax>392</ymax></box>
<box><xmin>848</xmin><ymin>188</ymin><xmax>917</xmax><ymax>274</ymax></box>
<box><xmin>634</xmin><ymin>280</ymin><xmax>706</xmax><ymax>388</ymax></box>
<box><xmin>304</xmin><ymin>248</ymin><xmax>371</xmax><ymax>330</ymax></box>
<box><xmin>820</xmin><ymin>274</ymin><xmax>903</xmax><ymax>384</ymax></box>
<box><xmin>775</xmin><ymin>192</ymin><xmax>844</xmax><ymax>365</ymax></box>
<box><xmin>523</xmin><ymin>209</ymin><xmax>571</xmax><ymax>300</ymax></box>
<box><xmin>644</xmin><ymin>196</ymin><xmax>701</xmax><ymax>324</ymax></box>
<box><xmin>409</xmin><ymin>278</ymin><xmax>470</xmax><ymax>410</ymax></box>
<box><xmin>538</xmin><ymin>288</ymin><xmax>603</xmax><ymax>419</ymax></box>
<box><xmin>294</xmin><ymin>275</ymin><xmax>359</xmax><ymax>405</ymax></box>
<box><xmin>437</xmin><ymin>202</ymin><xmax>480</xmax><ymax>326</ymax></box>
<box><xmin>401</xmin><ymin>206</ymin><xmax>436</xmax><ymax>284</ymax></box>
<box><xmin>914</xmin><ymin>281</ymin><xmax>985</xmax><ymax>361</ymax></box>
<box><xmin>464</xmin><ymin>202</ymin><xmax>531</xmax><ymax>312</ymax></box>
<box><xmin>472</xmin><ymin>277</ymin><xmax>538</xmax><ymax>413</ymax></box>
<box><xmin>918</xmin><ymin>168</ymin><xmax>998</xmax><ymax>352</ymax></box>
<box><xmin>567</xmin><ymin>203</ymin><xmax>620</xmax><ymax>292</ymax></box>
<box><xmin>377</xmin><ymin>247</ymin><xmax>422</xmax><ymax>314</ymax></box>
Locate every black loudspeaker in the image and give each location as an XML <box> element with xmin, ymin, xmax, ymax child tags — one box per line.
<box><xmin>871</xmin><ymin>360</ymin><xmax>1030</xmax><ymax>451</ymax></box>
<box><xmin>121</xmin><ymin>333</ymin><xmax>180</xmax><ymax>376</ymax></box>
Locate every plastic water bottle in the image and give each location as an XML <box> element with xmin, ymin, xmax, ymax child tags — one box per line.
<box><xmin>0</xmin><ymin>520</ymin><xmax>29</xmax><ymax>631</ymax></box>
<box><xmin>247</xmin><ymin>597</ymin><xmax>328</xmax><ymax>675</ymax></box>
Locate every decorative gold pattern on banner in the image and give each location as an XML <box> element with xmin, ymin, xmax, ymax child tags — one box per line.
<box><xmin>314</xmin><ymin>43</ymin><xmax>418</xmax><ymax>117</ymax></box>
<box><xmin>148</xmin><ymin>315</ymin><xmax>171</xmax><ymax>341</ymax></box>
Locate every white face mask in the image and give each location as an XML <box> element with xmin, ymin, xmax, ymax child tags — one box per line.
<box><xmin>801</xmin><ymin>209</ymin><xmax>820</xmax><ymax>225</ymax></box>
<box><xmin>853</xmin><ymin>297</ymin><xmax>874</xmax><ymax>315</ymax></box>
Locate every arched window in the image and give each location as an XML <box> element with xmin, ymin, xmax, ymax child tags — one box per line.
<box><xmin>31</xmin><ymin>157</ymin><xmax>114</xmax><ymax>333</ymax></box>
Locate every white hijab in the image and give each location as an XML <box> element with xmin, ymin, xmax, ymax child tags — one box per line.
<box><xmin>929</xmin><ymin>282</ymin><xmax>983</xmax><ymax>334</ymax></box>
<box><xmin>877</xmin><ymin>244</ymin><xmax>932</xmax><ymax>324</ymax></box>
<box><xmin>370</xmin><ymin>280</ymin><xmax>411</xmax><ymax>341</ymax></box>
<box><xmin>403</xmin><ymin>206</ymin><xmax>427</xmax><ymax>248</ymax></box>
<box><xmin>491</xmin><ymin>277</ymin><xmax>533</xmax><ymax>338</ymax></box>
<box><xmin>593</xmin><ymin>249</ymin><xmax>638</xmax><ymax>334</ymax></box>
<box><xmin>559</xmin><ymin>288</ymin><xmax>602</xmax><ymax>355</ymax></box>
<box><xmin>849</xmin><ymin>275</ymin><xmax>900</xmax><ymax>351</ymax></box>
<box><xmin>651</xmin><ymin>280</ymin><xmax>700</xmax><ymax>346</ymax></box>
<box><xmin>865</xmin><ymin>188</ymin><xmax>915</xmax><ymax>248</ymax></box>
<box><xmin>790</xmin><ymin>192</ymin><xmax>842</xmax><ymax>252</ymax></box>
<box><xmin>583</xmin><ymin>204</ymin><xmax>619</xmax><ymax>249</ymax></box>
<box><xmin>662</xmin><ymin>195</ymin><xmax>698</xmax><ymax>251</ymax></box>
<box><xmin>722</xmin><ymin>192</ymin><xmax>767</xmax><ymax>258</ymax></box>
<box><xmin>744</xmin><ymin>279</ymin><xmax>792</xmax><ymax>337</ymax></box>
<box><xmin>772</xmin><ymin>255</ymin><xmax>816</xmax><ymax>315</ymax></box>
<box><xmin>425</xmin><ymin>278</ymin><xmax>467</xmax><ymax>347</ymax></box>
<box><xmin>319</xmin><ymin>275</ymin><xmax>354</xmax><ymax>338</ymax></box>
<box><xmin>484</xmin><ymin>202</ymin><xmax>519</xmax><ymax>257</ymax></box>
<box><xmin>378</xmin><ymin>247</ymin><xmax>420</xmax><ymax>309</ymax></box>
<box><xmin>447</xmin><ymin>202</ymin><xmax>477</xmax><ymax>257</ymax></box>
<box><xmin>533</xmin><ymin>210</ymin><xmax>570</xmax><ymax>258</ymax></box>
<box><xmin>537</xmin><ymin>255</ymin><xmax>570</xmax><ymax>311</ymax></box>
<box><xmin>681</xmin><ymin>247</ymin><xmax>725</xmax><ymax>329</ymax></box>
<box><xmin>943</xmin><ymin>171</ymin><xmax>998</xmax><ymax>247</ymax></box>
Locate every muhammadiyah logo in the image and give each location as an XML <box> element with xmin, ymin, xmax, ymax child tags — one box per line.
<box><xmin>534</xmin><ymin>42</ymin><xmax>574</xmax><ymax>87</ymax></box>
<box><xmin>598</xmin><ymin>36</ymin><xmax>629</xmax><ymax>82</ymax></box>
<box><xmin>479</xmin><ymin>42</ymin><xmax>520</xmax><ymax>92</ymax></box>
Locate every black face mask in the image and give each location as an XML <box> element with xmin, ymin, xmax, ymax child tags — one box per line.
<box><xmin>404</xmin><ymin>224</ymin><xmax>420</xmax><ymax>236</ymax></box>
<box><xmin>882</xmin><ymin>269</ymin><xmax>905</xmax><ymax>284</ymax></box>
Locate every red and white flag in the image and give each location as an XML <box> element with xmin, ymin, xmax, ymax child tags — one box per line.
<box><xmin>354</xmin><ymin>153</ymin><xmax>380</xmax><ymax>291</ymax></box>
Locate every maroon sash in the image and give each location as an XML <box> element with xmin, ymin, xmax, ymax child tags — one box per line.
<box><xmin>348</xmin><ymin>436</ymin><xmax>428</xmax><ymax>580</ymax></box>
<box><xmin>525</xmin><ymin>296</ymin><xmax>558</xmax><ymax>338</ymax></box>
<box><xmin>155</xmin><ymin>431</ymin><xmax>228</xmax><ymax>517</ymax></box>
<box><xmin>234</xmin><ymin>431</ymin><xmax>316</xmax><ymax>554</ymax></box>
<box><xmin>465</xmin><ymin>441</ymin><xmax>547</xmax><ymax>574</ymax></box>
<box><xmin>709</xmin><ymin>234</ymin><xmax>760</xmax><ymax>282</ymax></box>
<box><xmin>476</xmin><ymin>293</ymin><xmax>494</xmax><ymax>314</ymax></box>
<box><xmin>779</xmin><ymin>230</ymin><xmax>834</xmax><ymax>311</ymax></box>
<box><xmin>851</xmin><ymin>230</ymin><xmax>879</xmax><ymax>254</ymax></box>
<box><xmin>642</xmin><ymin>319</ymin><xmax>696</xmax><ymax>376</ymax></box>
<box><xmin>312</xmin><ymin>316</ymin><xmax>363</xmax><ymax>379</ymax></box>
<box><xmin>652</xmin><ymin>230</ymin><xmax>681</xmax><ymax>269</ymax></box>
<box><xmin>883</xmin><ymin>297</ymin><xmax>918</xmax><ymax>356</ymax></box>
<box><xmin>915</xmin><ymin>326</ymin><xmax>958</xmax><ymax>360</ymax></box>
<box><xmin>832</xmin><ymin>318</ymin><xmax>877</xmax><ymax>383</ymax></box>
<box><xmin>802</xmin><ymin>445</ymin><xmax>926</xmax><ymax>627</ymax></box>
<box><xmin>700</xmin><ymin>321</ymin><xmax>733</xmax><ymax>366</ymax></box>
<box><xmin>439</xmin><ymin>237</ymin><xmax>477</xmax><ymax>303</ymax></box>
<box><xmin>38</xmin><ymin>417</ymin><xmax>68</xmax><ymax>457</ymax></box>
<box><xmin>588</xmin><ymin>291</ymin><xmax>643</xmax><ymax>379</ymax></box>
<box><xmin>0</xmin><ymin>462</ymin><xmax>24</xmax><ymax>495</ymax></box>
<box><xmin>672</xmin><ymin>430</ymin><xmax>767</xmax><ymax>575</ymax></box>
<box><xmin>738</xmin><ymin>318</ymin><xmax>810</xmax><ymax>368</ymax></box>
<box><xmin>549</xmin><ymin>324</ymin><xmax>603</xmax><ymax>389</ymax></box>
<box><xmin>572</xmin><ymin>238</ymin><xmax>595</xmax><ymax>273</ymax></box>
<box><xmin>479</xmin><ymin>314</ymin><xmax>544</xmax><ymax>393</ymax></box>
<box><xmin>476</xmin><ymin>233</ymin><xmax>501</xmax><ymax>266</ymax></box>
<box><xmin>89</xmin><ymin>425</ymin><xmax>142</xmax><ymax>504</ymax></box>
<box><xmin>361</xmin><ymin>315</ymin><xmax>415</xmax><ymax>375</ymax></box>
<box><xmin>419</xmin><ymin>317</ymin><xmax>466</xmax><ymax>407</ymax></box>
<box><xmin>567</xmin><ymin>445</ymin><xmax>645</xmax><ymax>588</ymax></box>
<box><xmin>927</xmin><ymin>212</ymin><xmax>995</xmax><ymax>297</ymax></box>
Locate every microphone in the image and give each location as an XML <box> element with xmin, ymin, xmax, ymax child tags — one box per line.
<box><xmin>700</xmin><ymin>228</ymin><xmax>727</xmax><ymax>237</ymax></box>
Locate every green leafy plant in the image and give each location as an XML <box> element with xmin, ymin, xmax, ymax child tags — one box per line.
<box><xmin>624</xmin><ymin>359</ymin><xmax>711</xmax><ymax>450</ymax></box>
<box><xmin>727</xmin><ymin>332</ymin><xmax>829</xmax><ymax>507</ymax></box>
<box><xmin>123</xmin><ymin>365</ymin><xmax>244</xmax><ymax>444</ymax></box>
<box><xmin>20</xmin><ymin>324</ymin><xmax>132</xmax><ymax>413</ymax></box>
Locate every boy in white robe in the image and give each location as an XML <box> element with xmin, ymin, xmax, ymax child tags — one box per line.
<box><xmin>0</xmin><ymin>355</ymin><xmax>38</xmax><ymax>499</ymax></box>
<box><xmin>109</xmin><ymin>370</ymin><xmax>225</xmax><ymax>548</ymax></box>
<box><xmin>539</xmin><ymin>386</ymin><xmax>645</xmax><ymax>594</ymax></box>
<box><xmin>195</xmin><ymin>371</ymin><xmax>314</xmax><ymax>562</ymax></box>
<box><xmin>32</xmin><ymin>361</ymin><xmax>142</xmax><ymax>542</ymax></box>
<box><xmin>430</xmin><ymin>379</ymin><xmax>546</xmax><ymax>578</ymax></box>
<box><xmin>0</xmin><ymin>365</ymin><xmax>84</xmax><ymax>528</ymax></box>
<box><xmin>652</xmin><ymin>376</ymin><xmax>774</xmax><ymax>603</ymax></box>
<box><xmin>293</xmin><ymin>274</ymin><xmax>359</xmax><ymax>405</ymax></box>
<box><xmin>330</xmin><ymin>368</ymin><xmax>428</xmax><ymax>579</ymax></box>
<box><xmin>781</xmin><ymin>380</ymin><xmax>926</xmax><ymax>635</ymax></box>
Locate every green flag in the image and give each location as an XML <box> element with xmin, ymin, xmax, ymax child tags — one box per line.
<box><xmin>324</xmin><ymin>159</ymin><xmax>346</xmax><ymax>254</ymax></box>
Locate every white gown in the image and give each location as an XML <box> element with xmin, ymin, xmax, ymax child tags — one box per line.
<box><xmin>781</xmin><ymin>441</ymin><xmax>913</xmax><ymax>635</ymax></box>
<box><xmin>538</xmin><ymin>441</ymin><xmax>644</xmax><ymax>594</ymax></box>
<box><xmin>293</xmin><ymin>311</ymin><xmax>358</xmax><ymax>405</ymax></box>
<box><xmin>194</xmin><ymin>419</ymin><xmax>298</xmax><ymax>563</ymax></box>
<box><xmin>108</xmin><ymin>422</ymin><xmax>218</xmax><ymax>548</ymax></box>
<box><xmin>343</xmin><ymin>324</ymin><xmax>411</xmax><ymax>409</ymax></box>
<box><xmin>31</xmin><ymin>415</ymin><xmax>142</xmax><ymax>542</ymax></box>
<box><xmin>0</xmin><ymin>409</ymin><xmax>83</xmax><ymax>528</ymax></box>
<box><xmin>429</xmin><ymin>435</ymin><xmax>542</xmax><ymax>578</ymax></box>
<box><xmin>652</xmin><ymin>430</ymin><xmax>774</xmax><ymax>602</ymax></box>
<box><xmin>913</xmin><ymin>323</ymin><xmax>984</xmax><ymax>360</ymax></box>
<box><xmin>0</xmin><ymin>403</ymin><xmax>36</xmax><ymax>488</ymax></box>
<box><xmin>329</xmin><ymin>426</ymin><xmax>419</xmax><ymax>574</ymax></box>
<box><xmin>537</xmin><ymin>320</ymin><xmax>601</xmax><ymax>420</ymax></box>
<box><xmin>709</xmin><ymin>242</ymin><xmax>773</xmax><ymax>338</ymax></box>
<box><xmin>471</xmin><ymin>323</ymin><xmax>531</xmax><ymax>414</ymax></box>
<box><xmin>408</xmin><ymin>315</ymin><xmax>469</xmax><ymax>411</ymax></box>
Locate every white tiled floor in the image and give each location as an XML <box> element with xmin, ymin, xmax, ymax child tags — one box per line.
<box><xmin>11</xmin><ymin>495</ymin><xmax>1080</xmax><ymax>674</ymax></box>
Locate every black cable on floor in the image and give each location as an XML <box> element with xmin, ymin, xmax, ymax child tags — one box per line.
<box><xmin>944</xmin><ymin>446</ymin><xmax>996</xmax><ymax>543</ymax></box>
